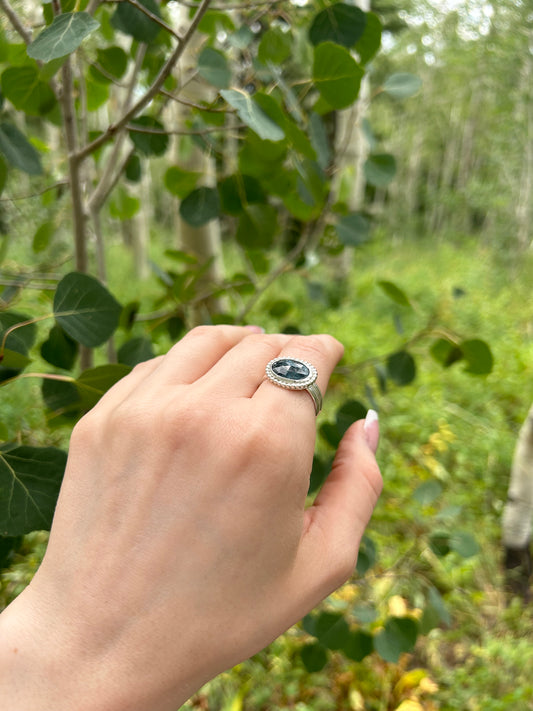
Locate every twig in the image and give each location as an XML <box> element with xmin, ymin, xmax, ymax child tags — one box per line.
<box><xmin>75</xmin><ymin>0</ymin><xmax>213</xmax><ymax>164</ymax></box>
<box><xmin>236</xmin><ymin>228</ymin><xmax>311</xmax><ymax>324</ymax></box>
<box><xmin>124</xmin><ymin>0</ymin><xmax>182</xmax><ymax>41</ymax></box>
<box><xmin>0</xmin><ymin>0</ymin><xmax>32</xmax><ymax>44</ymax></box>
<box><xmin>125</xmin><ymin>123</ymin><xmax>245</xmax><ymax>136</ymax></box>
<box><xmin>160</xmin><ymin>89</ymin><xmax>229</xmax><ymax>113</ymax></box>
<box><xmin>0</xmin><ymin>180</ymin><xmax>69</xmax><ymax>202</ymax></box>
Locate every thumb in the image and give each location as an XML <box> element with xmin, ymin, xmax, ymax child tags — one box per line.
<box><xmin>294</xmin><ymin>413</ymin><xmax>383</xmax><ymax>603</ymax></box>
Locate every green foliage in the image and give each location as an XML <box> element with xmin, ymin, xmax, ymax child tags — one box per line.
<box><xmin>0</xmin><ymin>1</ymin><xmax>518</xmax><ymax>705</ymax></box>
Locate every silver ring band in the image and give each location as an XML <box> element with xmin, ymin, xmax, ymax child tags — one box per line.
<box><xmin>265</xmin><ymin>357</ymin><xmax>323</xmax><ymax>416</ymax></box>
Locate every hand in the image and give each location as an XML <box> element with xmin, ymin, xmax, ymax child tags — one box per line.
<box><xmin>0</xmin><ymin>326</ymin><xmax>382</xmax><ymax>711</ymax></box>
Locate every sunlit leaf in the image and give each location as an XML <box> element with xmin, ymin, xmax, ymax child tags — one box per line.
<box><xmin>220</xmin><ymin>89</ymin><xmax>285</xmax><ymax>141</ymax></box>
<box><xmin>27</xmin><ymin>12</ymin><xmax>99</xmax><ymax>62</ymax></box>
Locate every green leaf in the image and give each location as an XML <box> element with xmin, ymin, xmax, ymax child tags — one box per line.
<box><xmin>125</xmin><ymin>154</ymin><xmax>142</xmax><ymax>182</ymax></box>
<box><xmin>220</xmin><ymin>89</ymin><xmax>285</xmax><ymax>142</ymax></box>
<box><xmin>180</xmin><ymin>187</ymin><xmax>220</xmax><ymax>227</ymax></box>
<box><xmin>1</xmin><ymin>66</ymin><xmax>56</xmax><ymax>115</ymax></box>
<box><xmin>0</xmin><ymin>156</ymin><xmax>7</xmax><ymax>196</ymax></box>
<box><xmin>198</xmin><ymin>47</ymin><xmax>231</xmax><ymax>89</ymax></box>
<box><xmin>0</xmin><ymin>349</ymin><xmax>31</xmax><ymax>370</ymax></box>
<box><xmin>0</xmin><ymin>446</ymin><xmax>67</xmax><ymax>536</ymax></box>
<box><xmin>356</xmin><ymin>534</ymin><xmax>377</xmax><ymax>575</ymax></box>
<box><xmin>383</xmin><ymin>73</ymin><xmax>422</xmax><ymax>100</ymax></box>
<box><xmin>269</xmin><ymin>300</ymin><xmax>293</xmax><ymax>319</ymax></box>
<box><xmin>111</xmin><ymin>0</ymin><xmax>161</xmax><ymax>43</ymax></box>
<box><xmin>0</xmin><ymin>311</ymin><xmax>36</xmax><ymax>356</ymax></box>
<box><xmin>343</xmin><ymin>630</ymin><xmax>374</xmax><ymax>662</ymax></box>
<box><xmin>32</xmin><ymin>221</ymin><xmax>55</xmax><ymax>253</ymax></box>
<box><xmin>76</xmin><ymin>364</ymin><xmax>131</xmax><ymax>410</ymax></box>
<box><xmin>377</xmin><ymin>280</ymin><xmax>412</xmax><ymax>308</ymax></box>
<box><xmin>460</xmin><ymin>339</ymin><xmax>493</xmax><ymax>375</ymax></box>
<box><xmin>236</xmin><ymin>204</ymin><xmax>278</xmax><ymax>249</ymax></box>
<box><xmin>335</xmin><ymin>213</ymin><xmax>371</xmax><ymax>246</ymax></box>
<box><xmin>109</xmin><ymin>186</ymin><xmax>140</xmax><ymax>220</ymax></box>
<box><xmin>309</xmin><ymin>112</ymin><xmax>331</xmax><ymax>170</ymax></box>
<box><xmin>117</xmin><ymin>337</ymin><xmax>154</xmax><ymax>367</ymax></box>
<box><xmin>54</xmin><ymin>272</ymin><xmax>122</xmax><ymax>347</ymax></box>
<box><xmin>309</xmin><ymin>4</ymin><xmax>367</xmax><ymax>48</ymax></box>
<box><xmin>218</xmin><ymin>174</ymin><xmax>265</xmax><ymax>215</ymax></box>
<box><xmin>90</xmin><ymin>45</ymin><xmax>128</xmax><ymax>84</ymax></box>
<box><xmin>41</xmin><ymin>378</ymin><xmax>81</xmax><ymax>419</ymax></box>
<box><xmin>421</xmin><ymin>587</ymin><xmax>451</xmax><ymax>634</ymax></box>
<box><xmin>365</xmin><ymin>154</ymin><xmax>397</xmax><ymax>187</ymax></box>
<box><xmin>40</xmin><ymin>324</ymin><xmax>78</xmax><ymax>370</ymax></box>
<box><xmin>258</xmin><ymin>27</ymin><xmax>292</xmax><ymax>64</ymax></box>
<box><xmin>129</xmin><ymin>116</ymin><xmax>169</xmax><ymax>156</ymax></box>
<box><xmin>313</xmin><ymin>42</ymin><xmax>363</xmax><ymax>110</ymax></box>
<box><xmin>413</xmin><ymin>480</ymin><xmax>443</xmax><ymax>506</ymax></box>
<box><xmin>374</xmin><ymin>617</ymin><xmax>419</xmax><ymax>663</ymax></box>
<box><xmin>313</xmin><ymin>611</ymin><xmax>351</xmax><ymax>650</ymax></box>
<box><xmin>449</xmin><ymin>530</ymin><xmax>480</xmax><ymax>558</ymax></box>
<box><xmin>300</xmin><ymin>643</ymin><xmax>328</xmax><ymax>673</ymax></box>
<box><xmin>27</xmin><ymin>12</ymin><xmax>100</xmax><ymax>62</ymax></box>
<box><xmin>429</xmin><ymin>531</ymin><xmax>451</xmax><ymax>557</ymax></box>
<box><xmin>387</xmin><ymin>351</ymin><xmax>416</xmax><ymax>386</ymax></box>
<box><xmin>430</xmin><ymin>338</ymin><xmax>463</xmax><ymax>368</ymax></box>
<box><xmin>86</xmin><ymin>77</ymin><xmax>109</xmax><ymax>111</ymax></box>
<box><xmin>164</xmin><ymin>166</ymin><xmax>201</xmax><ymax>198</ymax></box>
<box><xmin>355</xmin><ymin>12</ymin><xmax>382</xmax><ymax>64</ymax></box>
<box><xmin>0</xmin><ymin>122</ymin><xmax>42</xmax><ymax>175</ymax></box>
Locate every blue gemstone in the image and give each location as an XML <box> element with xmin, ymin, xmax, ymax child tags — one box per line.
<box><xmin>272</xmin><ymin>358</ymin><xmax>310</xmax><ymax>381</ymax></box>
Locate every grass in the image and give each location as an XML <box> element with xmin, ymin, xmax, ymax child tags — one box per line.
<box><xmin>2</xmin><ymin>231</ymin><xmax>533</xmax><ymax>709</ymax></box>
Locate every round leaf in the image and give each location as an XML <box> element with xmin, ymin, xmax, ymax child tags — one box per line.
<box><xmin>180</xmin><ymin>187</ymin><xmax>220</xmax><ymax>227</ymax></box>
<box><xmin>378</xmin><ymin>280</ymin><xmax>412</xmax><ymax>308</ymax></box>
<box><xmin>129</xmin><ymin>116</ymin><xmax>169</xmax><ymax>157</ymax></box>
<box><xmin>356</xmin><ymin>534</ymin><xmax>377</xmax><ymax>575</ymax></box>
<box><xmin>356</xmin><ymin>12</ymin><xmax>382</xmax><ymax>64</ymax></box>
<box><xmin>32</xmin><ymin>221</ymin><xmax>55</xmax><ymax>253</ymax></box>
<box><xmin>413</xmin><ymin>480</ymin><xmax>443</xmax><ymax>506</ymax></box>
<box><xmin>111</xmin><ymin>0</ymin><xmax>161</xmax><ymax>43</ymax></box>
<box><xmin>383</xmin><ymin>73</ymin><xmax>422</xmax><ymax>100</ymax></box>
<box><xmin>313</xmin><ymin>42</ymin><xmax>364</xmax><ymax>110</ymax></box>
<box><xmin>220</xmin><ymin>89</ymin><xmax>285</xmax><ymax>142</ymax></box>
<box><xmin>76</xmin><ymin>364</ymin><xmax>131</xmax><ymax>410</ymax></box>
<box><xmin>54</xmin><ymin>272</ymin><xmax>122</xmax><ymax>347</ymax></box>
<box><xmin>387</xmin><ymin>351</ymin><xmax>416</xmax><ymax>386</ymax></box>
<box><xmin>258</xmin><ymin>27</ymin><xmax>292</xmax><ymax>64</ymax></box>
<box><xmin>1</xmin><ymin>66</ymin><xmax>56</xmax><ymax>115</ymax></box>
<box><xmin>164</xmin><ymin>166</ymin><xmax>201</xmax><ymax>198</ymax></box>
<box><xmin>0</xmin><ymin>446</ymin><xmax>67</xmax><ymax>536</ymax></box>
<box><xmin>27</xmin><ymin>12</ymin><xmax>100</xmax><ymax>62</ymax></box>
<box><xmin>365</xmin><ymin>153</ymin><xmax>397</xmax><ymax>187</ymax></box>
<box><xmin>0</xmin><ymin>122</ymin><xmax>42</xmax><ymax>175</ymax></box>
<box><xmin>300</xmin><ymin>643</ymin><xmax>328</xmax><ymax>673</ymax></box>
<box><xmin>430</xmin><ymin>338</ymin><xmax>463</xmax><ymax>368</ymax></box>
<box><xmin>343</xmin><ymin>630</ymin><xmax>374</xmax><ymax>662</ymax></box>
<box><xmin>460</xmin><ymin>339</ymin><xmax>493</xmax><ymax>375</ymax></box>
<box><xmin>117</xmin><ymin>337</ymin><xmax>155</xmax><ymax>367</ymax></box>
<box><xmin>198</xmin><ymin>47</ymin><xmax>231</xmax><ymax>89</ymax></box>
<box><xmin>374</xmin><ymin>617</ymin><xmax>419</xmax><ymax>663</ymax></box>
<box><xmin>335</xmin><ymin>213</ymin><xmax>371</xmax><ymax>246</ymax></box>
<box><xmin>313</xmin><ymin>611</ymin><xmax>351</xmax><ymax>650</ymax></box>
<box><xmin>309</xmin><ymin>4</ymin><xmax>367</xmax><ymax>48</ymax></box>
<box><xmin>449</xmin><ymin>531</ymin><xmax>480</xmax><ymax>558</ymax></box>
<box><xmin>236</xmin><ymin>204</ymin><xmax>277</xmax><ymax>249</ymax></box>
<box><xmin>40</xmin><ymin>324</ymin><xmax>78</xmax><ymax>370</ymax></box>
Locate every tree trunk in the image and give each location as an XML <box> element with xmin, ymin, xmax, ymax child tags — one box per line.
<box><xmin>502</xmin><ymin>404</ymin><xmax>533</xmax><ymax>600</ymax></box>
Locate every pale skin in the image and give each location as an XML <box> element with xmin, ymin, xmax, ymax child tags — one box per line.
<box><xmin>0</xmin><ymin>326</ymin><xmax>382</xmax><ymax>711</ymax></box>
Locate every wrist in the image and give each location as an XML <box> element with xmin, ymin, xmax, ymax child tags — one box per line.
<box><xmin>0</xmin><ymin>576</ymin><xmax>203</xmax><ymax>711</ymax></box>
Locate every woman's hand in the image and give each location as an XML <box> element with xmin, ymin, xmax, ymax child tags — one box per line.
<box><xmin>0</xmin><ymin>326</ymin><xmax>382</xmax><ymax>711</ymax></box>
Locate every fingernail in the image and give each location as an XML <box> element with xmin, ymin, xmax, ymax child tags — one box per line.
<box><xmin>245</xmin><ymin>325</ymin><xmax>265</xmax><ymax>333</ymax></box>
<box><xmin>363</xmin><ymin>409</ymin><xmax>379</xmax><ymax>454</ymax></box>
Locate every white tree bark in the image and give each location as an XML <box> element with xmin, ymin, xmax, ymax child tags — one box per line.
<box><xmin>502</xmin><ymin>404</ymin><xmax>533</xmax><ymax>549</ymax></box>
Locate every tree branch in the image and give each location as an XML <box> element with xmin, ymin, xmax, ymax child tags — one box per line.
<box><xmin>123</xmin><ymin>0</ymin><xmax>183</xmax><ymax>41</ymax></box>
<box><xmin>0</xmin><ymin>0</ymin><xmax>32</xmax><ymax>44</ymax></box>
<box><xmin>75</xmin><ymin>0</ymin><xmax>213</xmax><ymax>164</ymax></box>
<box><xmin>0</xmin><ymin>180</ymin><xmax>69</xmax><ymax>203</ymax></box>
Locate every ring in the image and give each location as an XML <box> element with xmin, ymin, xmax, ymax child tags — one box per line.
<box><xmin>265</xmin><ymin>357</ymin><xmax>323</xmax><ymax>415</ymax></box>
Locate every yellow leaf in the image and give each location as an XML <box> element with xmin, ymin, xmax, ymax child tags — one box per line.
<box><xmin>394</xmin><ymin>668</ymin><xmax>427</xmax><ymax>695</ymax></box>
<box><xmin>349</xmin><ymin>687</ymin><xmax>365</xmax><ymax>710</ymax></box>
<box><xmin>388</xmin><ymin>595</ymin><xmax>409</xmax><ymax>617</ymax></box>
<box><xmin>394</xmin><ymin>700</ymin><xmax>424</xmax><ymax>711</ymax></box>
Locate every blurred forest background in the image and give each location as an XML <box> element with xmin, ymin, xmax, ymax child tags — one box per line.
<box><xmin>1</xmin><ymin>0</ymin><xmax>533</xmax><ymax>709</ymax></box>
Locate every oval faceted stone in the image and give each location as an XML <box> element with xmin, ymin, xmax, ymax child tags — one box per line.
<box><xmin>271</xmin><ymin>358</ymin><xmax>310</xmax><ymax>381</ymax></box>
